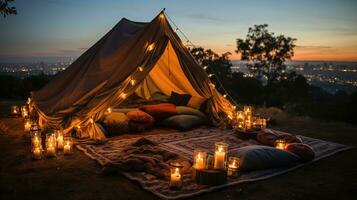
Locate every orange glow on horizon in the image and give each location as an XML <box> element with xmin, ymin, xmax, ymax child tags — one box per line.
<box><xmin>218</xmin><ymin>49</ymin><xmax>357</xmax><ymax>62</ymax></box>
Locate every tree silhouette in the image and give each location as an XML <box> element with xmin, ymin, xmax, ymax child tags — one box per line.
<box><xmin>0</xmin><ymin>0</ymin><xmax>17</xmax><ymax>18</ymax></box>
<box><xmin>236</xmin><ymin>24</ymin><xmax>296</xmax><ymax>83</ymax></box>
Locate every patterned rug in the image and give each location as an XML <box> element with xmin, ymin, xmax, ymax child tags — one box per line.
<box><xmin>76</xmin><ymin>128</ymin><xmax>353</xmax><ymax>199</ymax></box>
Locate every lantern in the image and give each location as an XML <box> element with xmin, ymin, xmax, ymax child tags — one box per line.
<box><xmin>214</xmin><ymin>142</ymin><xmax>228</xmax><ymax>170</ymax></box>
<box><xmin>275</xmin><ymin>139</ymin><xmax>287</xmax><ymax>150</ymax></box>
<box><xmin>11</xmin><ymin>105</ymin><xmax>20</xmax><ymax>116</ymax></box>
<box><xmin>227</xmin><ymin>157</ymin><xmax>240</xmax><ymax>178</ymax></box>
<box><xmin>169</xmin><ymin>162</ymin><xmax>184</xmax><ymax>189</ymax></box>
<box><xmin>45</xmin><ymin>133</ymin><xmax>57</xmax><ymax>157</ymax></box>
<box><xmin>193</xmin><ymin>149</ymin><xmax>207</xmax><ymax>170</ymax></box>
<box><xmin>63</xmin><ymin>137</ymin><xmax>73</xmax><ymax>155</ymax></box>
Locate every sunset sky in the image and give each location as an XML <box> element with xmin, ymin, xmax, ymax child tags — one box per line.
<box><xmin>1</xmin><ymin>0</ymin><xmax>357</xmax><ymax>62</ymax></box>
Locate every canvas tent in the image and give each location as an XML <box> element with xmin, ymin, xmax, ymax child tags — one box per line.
<box><xmin>31</xmin><ymin>11</ymin><xmax>234</xmax><ymax>141</ymax></box>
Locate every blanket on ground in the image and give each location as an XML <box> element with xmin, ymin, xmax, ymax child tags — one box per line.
<box><xmin>76</xmin><ymin>128</ymin><xmax>353</xmax><ymax>199</ymax></box>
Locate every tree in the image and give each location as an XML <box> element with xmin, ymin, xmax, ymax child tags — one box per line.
<box><xmin>236</xmin><ymin>24</ymin><xmax>296</xmax><ymax>83</ymax></box>
<box><xmin>0</xmin><ymin>0</ymin><xmax>17</xmax><ymax>18</ymax></box>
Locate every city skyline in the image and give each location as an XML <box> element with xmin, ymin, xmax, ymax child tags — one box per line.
<box><xmin>1</xmin><ymin>0</ymin><xmax>357</xmax><ymax>62</ymax></box>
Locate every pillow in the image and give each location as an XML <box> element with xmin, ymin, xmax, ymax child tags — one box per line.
<box><xmin>277</xmin><ymin>134</ymin><xmax>302</xmax><ymax>144</ymax></box>
<box><xmin>161</xmin><ymin>114</ymin><xmax>206</xmax><ymax>131</ymax></box>
<box><xmin>176</xmin><ymin>106</ymin><xmax>207</xmax><ymax>121</ymax></box>
<box><xmin>168</xmin><ymin>91</ymin><xmax>191</xmax><ymax>106</ymax></box>
<box><xmin>113</xmin><ymin>108</ymin><xmax>138</xmax><ymax>114</ymax></box>
<box><xmin>187</xmin><ymin>96</ymin><xmax>206</xmax><ymax>109</ymax></box>
<box><xmin>101</xmin><ymin>112</ymin><xmax>129</xmax><ymax>136</ymax></box>
<box><xmin>285</xmin><ymin>143</ymin><xmax>315</xmax><ymax>162</ymax></box>
<box><xmin>256</xmin><ymin>129</ymin><xmax>279</xmax><ymax>146</ymax></box>
<box><xmin>150</xmin><ymin>92</ymin><xmax>169</xmax><ymax>101</ymax></box>
<box><xmin>236</xmin><ymin>145</ymin><xmax>301</xmax><ymax>171</ymax></box>
<box><xmin>126</xmin><ymin>110</ymin><xmax>155</xmax><ymax>124</ymax></box>
<box><xmin>140</xmin><ymin>103</ymin><xmax>177</xmax><ymax>120</ymax></box>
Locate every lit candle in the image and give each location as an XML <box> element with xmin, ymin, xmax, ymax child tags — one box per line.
<box><xmin>170</xmin><ymin>168</ymin><xmax>181</xmax><ymax>187</ymax></box>
<box><xmin>32</xmin><ymin>135</ymin><xmax>41</xmax><ymax>147</ymax></box>
<box><xmin>107</xmin><ymin>107</ymin><xmax>112</xmax><ymax>113</ymax></box>
<box><xmin>214</xmin><ymin>142</ymin><xmax>228</xmax><ymax>170</ymax></box>
<box><xmin>275</xmin><ymin>139</ymin><xmax>286</xmax><ymax>150</ymax></box>
<box><xmin>46</xmin><ymin>134</ymin><xmax>56</xmax><ymax>157</ymax></box>
<box><xmin>56</xmin><ymin>131</ymin><xmax>64</xmax><ymax>149</ymax></box>
<box><xmin>227</xmin><ymin>157</ymin><xmax>240</xmax><ymax>177</ymax></box>
<box><xmin>195</xmin><ymin>153</ymin><xmax>204</xmax><ymax>169</ymax></box>
<box><xmin>169</xmin><ymin>163</ymin><xmax>183</xmax><ymax>189</ymax></box>
<box><xmin>194</xmin><ymin>150</ymin><xmax>207</xmax><ymax>170</ymax></box>
<box><xmin>33</xmin><ymin>146</ymin><xmax>42</xmax><ymax>159</ymax></box>
<box><xmin>11</xmin><ymin>105</ymin><xmax>19</xmax><ymax>115</ymax></box>
<box><xmin>63</xmin><ymin>141</ymin><xmax>72</xmax><ymax>155</ymax></box>
<box><xmin>24</xmin><ymin>120</ymin><xmax>31</xmax><ymax>132</ymax></box>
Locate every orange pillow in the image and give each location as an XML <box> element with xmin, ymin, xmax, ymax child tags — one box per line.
<box><xmin>126</xmin><ymin>110</ymin><xmax>155</xmax><ymax>124</ymax></box>
<box><xmin>285</xmin><ymin>143</ymin><xmax>315</xmax><ymax>162</ymax></box>
<box><xmin>140</xmin><ymin>103</ymin><xmax>177</xmax><ymax>120</ymax></box>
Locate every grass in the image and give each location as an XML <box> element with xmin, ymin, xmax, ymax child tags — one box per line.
<box><xmin>0</xmin><ymin>101</ymin><xmax>356</xmax><ymax>200</ymax></box>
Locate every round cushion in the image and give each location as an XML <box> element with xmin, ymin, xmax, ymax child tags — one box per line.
<box><xmin>285</xmin><ymin>143</ymin><xmax>315</xmax><ymax>162</ymax></box>
<box><xmin>140</xmin><ymin>103</ymin><xmax>177</xmax><ymax>120</ymax></box>
<box><xmin>126</xmin><ymin>110</ymin><xmax>155</xmax><ymax>124</ymax></box>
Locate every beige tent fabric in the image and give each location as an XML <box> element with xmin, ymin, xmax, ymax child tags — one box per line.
<box><xmin>31</xmin><ymin>11</ymin><xmax>235</xmax><ymax>141</ymax></box>
<box><xmin>135</xmin><ymin>41</ymin><xmax>203</xmax><ymax>100</ymax></box>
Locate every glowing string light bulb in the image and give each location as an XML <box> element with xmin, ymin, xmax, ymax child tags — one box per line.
<box><xmin>208</xmin><ymin>74</ymin><xmax>214</xmax><ymax>77</ymax></box>
<box><xmin>120</xmin><ymin>92</ymin><xmax>127</xmax><ymax>99</ymax></box>
<box><xmin>147</xmin><ymin>43</ymin><xmax>155</xmax><ymax>51</ymax></box>
<box><xmin>138</xmin><ymin>66</ymin><xmax>144</xmax><ymax>72</ymax></box>
<box><xmin>130</xmin><ymin>79</ymin><xmax>136</xmax><ymax>86</ymax></box>
<box><xmin>203</xmin><ymin>66</ymin><xmax>208</xmax><ymax>70</ymax></box>
<box><xmin>223</xmin><ymin>94</ymin><xmax>227</xmax><ymax>98</ymax></box>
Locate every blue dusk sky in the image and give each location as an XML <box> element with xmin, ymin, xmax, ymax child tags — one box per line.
<box><xmin>0</xmin><ymin>0</ymin><xmax>357</xmax><ymax>62</ymax></box>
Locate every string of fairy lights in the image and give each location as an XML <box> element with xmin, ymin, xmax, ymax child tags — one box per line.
<box><xmin>164</xmin><ymin>11</ymin><xmax>241</xmax><ymax>111</ymax></box>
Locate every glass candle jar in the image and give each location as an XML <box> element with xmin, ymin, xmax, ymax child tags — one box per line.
<box><xmin>214</xmin><ymin>142</ymin><xmax>228</xmax><ymax>170</ymax></box>
<box><xmin>227</xmin><ymin>157</ymin><xmax>240</xmax><ymax>178</ymax></box>
<box><xmin>243</xmin><ymin>106</ymin><xmax>252</xmax><ymax>117</ymax></box>
<box><xmin>45</xmin><ymin>133</ymin><xmax>57</xmax><ymax>157</ymax></box>
<box><xmin>32</xmin><ymin>144</ymin><xmax>43</xmax><ymax>160</ymax></box>
<box><xmin>63</xmin><ymin>137</ymin><xmax>73</xmax><ymax>155</ymax></box>
<box><xmin>275</xmin><ymin>139</ymin><xmax>287</xmax><ymax>150</ymax></box>
<box><xmin>21</xmin><ymin>105</ymin><xmax>29</xmax><ymax>118</ymax></box>
<box><xmin>11</xmin><ymin>105</ymin><xmax>20</xmax><ymax>115</ymax></box>
<box><xmin>193</xmin><ymin>149</ymin><xmax>207</xmax><ymax>170</ymax></box>
<box><xmin>169</xmin><ymin>162</ymin><xmax>184</xmax><ymax>190</ymax></box>
<box><xmin>24</xmin><ymin>118</ymin><xmax>32</xmax><ymax>132</ymax></box>
<box><xmin>31</xmin><ymin>132</ymin><xmax>42</xmax><ymax>150</ymax></box>
<box><xmin>55</xmin><ymin>130</ymin><xmax>64</xmax><ymax>150</ymax></box>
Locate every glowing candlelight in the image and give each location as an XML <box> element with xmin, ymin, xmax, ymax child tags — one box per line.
<box><xmin>275</xmin><ymin>139</ymin><xmax>287</xmax><ymax>150</ymax></box>
<box><xmin>214</xmin><ymin>142</ymin><xmax>228</xmax><ymax>170</ymax></box>
<box><xmin>33</xmin><ymin>146</ymin><xmax>42</xmax><ymax>160</ymax></box>
<box><xmin>11</xmin><ymin>105</ymin><xmax>20</xmax><ymax>115</ymax></box>
<box><xmin>194</xmin><ymin>150</ymin><xmax>206</xmax><ymax>170</ymax></box>
<box><xmin>24</xmin><ymin>119</ymin><xmax>31</xmax><ymax>132</ymax></box>
<box><xmin>56</xmin><ymin>130</ymin><xmax>64</xmax><ymax>150</ymax></box>
<box><xmin>227</xmin><ymin>157</ymin><xmax>240</xmax><ymax>177</ymax></box>
<box><xmin>169</xmin><ymin>163</ymin><xmax>183</xmax><ymax>189</ymax></box>
<box><xmin>63</xmin><ymin>137</ymin><xmax>73</xmax><ymax>155</ymax></box>
<box><xmin>46</xmin><ymin>134</ymin><xmax>56</xmax><ymax>157</ymax></box>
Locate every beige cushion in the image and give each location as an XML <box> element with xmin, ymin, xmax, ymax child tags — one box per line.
<box><xmin>101</xmin><ymin>112</ymin><xmax>129</xmax><ymax>136</ymax></box>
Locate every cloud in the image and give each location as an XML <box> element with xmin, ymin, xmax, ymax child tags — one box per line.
<box><xmin>187</xmin><ymin>14</ymin><xmax>225</xmax><ymax>22</ymax></box>
<box><xmin>296</xmin><ymin>45</ymin><xmax>332</xmax><ymax>49</ymax></box>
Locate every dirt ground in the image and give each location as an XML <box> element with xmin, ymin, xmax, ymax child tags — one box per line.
<box><xmin>0</xmin><ymin>101</ymin><xmax>356</xmax><ymax>200</ymax></box>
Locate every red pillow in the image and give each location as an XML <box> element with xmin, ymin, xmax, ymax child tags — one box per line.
<box><xmin>126</xmin><ymin>110</ymin><xmax>155</xmax><ymax>124</ymax></box>
<box><xmin>140</xmin><ymin>103</ymin><xmax>177</xmax><ymax>119</ymax></box>
<box><xmin>285</xmin><ymin>143</ymin><xmax>315</xmax><ymax>162</ymax></box>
